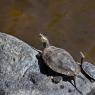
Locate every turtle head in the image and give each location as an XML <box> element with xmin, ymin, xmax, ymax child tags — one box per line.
<box><xmin>80</xmin><ymin>51</ymin><xmax>85</xmax><ymax>64</ymax></box>
<box><xmin>39</xmin><ymin>33</ymin><xmax>50</xmax><ymax>48</ymax></box>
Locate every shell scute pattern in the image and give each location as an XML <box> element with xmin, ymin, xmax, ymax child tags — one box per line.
<box><xmin>82</xmin><ymin>62</ymin><xmax>95</xmax><ymax>79</ymax></box>
<box><xmin>42</xmin><ymin>46</ymin><xmax>80</xmax><ymax>76</ymax></box>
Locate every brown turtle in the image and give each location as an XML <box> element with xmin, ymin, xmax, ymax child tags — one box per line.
<box><xmin>80</xmin><ymin>52</ymin><xmax>95</xmax><ymax>81</ymax></box>
<box><xmin>39</xmin><ymin>33</ymin><xmax>80</xmax><ymax>83</ymax></box>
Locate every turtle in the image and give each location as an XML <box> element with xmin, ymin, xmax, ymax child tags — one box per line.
<box><xmin>39</xmin><ymin>33</ymin><xmax>80</xmax><ymax>85</ymax></box>
<box><xmin>80</xmin><ymin>52</ymin><xmax>95</xmax><ymax>81</ymax></box>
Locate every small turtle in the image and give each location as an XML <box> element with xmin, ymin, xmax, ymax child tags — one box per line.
<box><xmin>39</xmin><ymin>33</ymin><xmax>80</xmax><ymax>84</ymax></box>
<box><xmin>80</xmin><ymin>52</ymin><xmax>95</xmax><ymax>81</ymax></box>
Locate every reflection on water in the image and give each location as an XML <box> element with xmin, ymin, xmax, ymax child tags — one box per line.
<box><xmin>0</xmin><ymin>0</ymin><xmax>95</xmax><ymax>63</ymax></box>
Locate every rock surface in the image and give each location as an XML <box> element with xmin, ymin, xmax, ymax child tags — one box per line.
<box><xmin>0</xmin><ymin>32</ymin><xmax>95</xmax><ymax>95</ymax></box>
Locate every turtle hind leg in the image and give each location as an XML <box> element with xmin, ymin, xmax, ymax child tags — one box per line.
<box><xmin>70</xmin><ymin>76</ymin><xmax>83</xmax><ymax>95</ymax></box>
<box><xmin>70</xmin><ymin>76</ymin><xmax>76</xmax><ymax>87</ymax></box>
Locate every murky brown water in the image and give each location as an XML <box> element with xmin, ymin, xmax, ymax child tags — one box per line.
<box><xmin>0</xmin><ymin>0</ymin><xmax>95</xmax><ymax>62</ymax></box>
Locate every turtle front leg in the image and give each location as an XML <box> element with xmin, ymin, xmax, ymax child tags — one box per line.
<box><xmin>36</xmin><ymin>50</ymin><xmax>42</xmax><ymax>58</ymax></box>
<box><xmin>31</xmin><ymin>46</ymin><xmax>42</xmax><ymax>54</ymax></box>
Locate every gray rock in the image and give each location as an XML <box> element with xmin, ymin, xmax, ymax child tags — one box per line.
<box><xmin>0</xmin><ymin>32</ymin><xmax>95</xmax><ymax>95</ymax></box>
<box><xmin>0</xmin><ymin>32</ymin><xmax>40</xmax><ymax>94</ymax></box>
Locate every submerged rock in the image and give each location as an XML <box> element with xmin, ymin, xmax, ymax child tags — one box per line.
<box><xmin>0</xmin><ymin>32</ymin><xmax>95</xmax><ymax>95</ymax></box>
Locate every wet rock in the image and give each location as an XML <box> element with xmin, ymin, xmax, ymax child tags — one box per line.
<box><xmin>0</xmin><ymin>32</ymin><xmax>95</xmax><ymax>95</ymax></box>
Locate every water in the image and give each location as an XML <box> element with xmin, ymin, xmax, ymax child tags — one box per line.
<box><xmin>0</xmin><ymin>0</ymin><xmax>95</xmax><ymax>63</ymax></box>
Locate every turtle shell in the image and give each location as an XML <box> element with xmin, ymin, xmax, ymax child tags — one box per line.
<box><xmin>42</xmin><ymin>46</ymin><xmax>80</xmax><ymax>76</ymax></box>
<box><xmin>82</xmin><ymin>61</ymin><xmax>95</xmax><ymax>80</ymax></box>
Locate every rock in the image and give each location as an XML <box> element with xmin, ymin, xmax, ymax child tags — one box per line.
<box><xmin>52</xmin><ymin>76</ymin><xmax>63</xmax><ymax>84</ymax></box>
<box><xmin>0</xmin><ymin>32</ymin><xmax>95</xmax><ymax>95</ymax></box>
<box><xmin>0</xmin><ymin>32</ymin><xmax>40</xmax><ymax>94</ymax></box>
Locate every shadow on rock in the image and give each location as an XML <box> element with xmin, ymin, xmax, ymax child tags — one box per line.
<box><xmin>36</xmin><ymin>53</ymin><xmax>59</xmax><ymax>77</ymax></box>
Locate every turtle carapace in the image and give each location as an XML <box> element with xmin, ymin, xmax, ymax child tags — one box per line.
<box><xmin>80</xmin><ymin>52</ymin><xmax>95</xmax><ymax>81</ymax></box>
